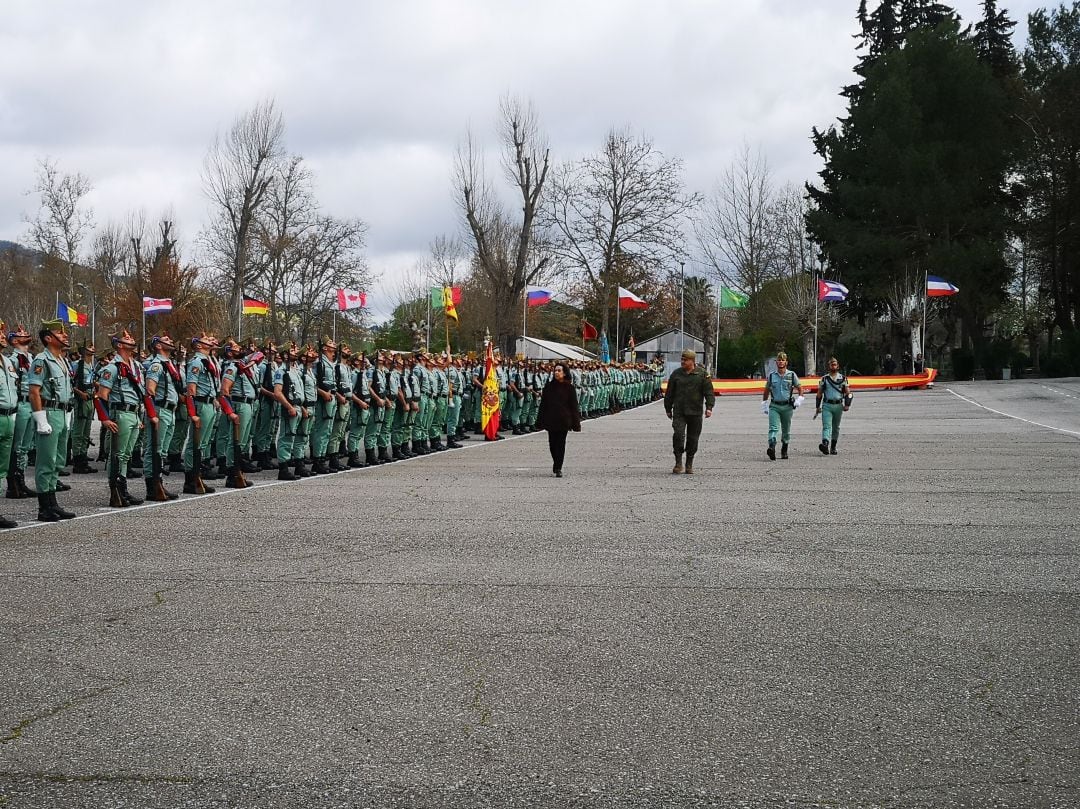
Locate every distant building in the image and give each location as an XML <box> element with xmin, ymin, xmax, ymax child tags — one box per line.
<box><xmin>628</xmin><ymin>329</ymin><xmax>705</xmax><ymax>376</ymax></box>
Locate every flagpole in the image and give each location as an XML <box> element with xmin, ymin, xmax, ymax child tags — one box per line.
<box><xmin>922</xmin><ymin>267</ymin><xmax>928</xmax><ymax>368</ymax></box>
<box><xmin>236</xmin><ymin>293</ymin><xmax>242</xmax><ymax>341</ymax></box>
<box><xmin>426</xmin><ymin>289</ymin><xmax>432</xmax><ymax>352</ymax></box>
<box><xmin>522</xmin><ymin>292</ymin><xmax>527</xmax><ymax>342</ymax></box>
<box><xmin>142</xmin><ymin>303</ymin><xmax>146</xmax><ymax>353</ymax></box>
<box><xmin>333</xmin><ymin>308</ymin><xmax>337</xmax><ymax>343</ymax></box>
<box><xmin>714</xmin><ymin>291</ymin><xmax>721</xmax><ymax>376</ymax></box>
<box><xmin>813</xmin><ymin>277</ymin><xmax>819</xmax><ymax>377</ymax></box>
<box><xmin>615</xmin><ymin>296</ymin><xmax>621</xmax><ymax>364</ymax></box>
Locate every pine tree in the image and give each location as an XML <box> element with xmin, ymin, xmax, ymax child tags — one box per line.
<box><xmin>973</xmin><ymin>0</ymin><xmax>1019</xmax><ymax>80</ymax></box>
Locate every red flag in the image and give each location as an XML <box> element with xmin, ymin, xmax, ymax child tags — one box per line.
<box><xmin>76</xmin><ymin>312</ymin><xmax>88</xmax><ymax>327</ymax></box>
<box><xmin>582</xmin><ymin>320</ymin><xmax>598</xmax><ymax>341</ymax></box>
<box><xmin>481</xmin><ymin>341</ymin><xmax>500</xmax><ymax>440</ymax></box>
<box><xmin>336</xmin><ymin>288</ymin><xmax>367</xmax><ymax>310</ymax></box>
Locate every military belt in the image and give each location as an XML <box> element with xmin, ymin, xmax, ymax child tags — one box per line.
<box><xmin>43</xmin><ymin>399</ymin><xmax>73</xmax><ymax>412</ymax></box>
<box><xmin>112</xmin><ymin>403</ymin><xmax>140</xmax><ymax>413</ymax></box>
<box><xmin>825</xmin><ymin>398</ymin><xmax>843</xmax><ymax>404</ymax></box>
<box><xmin>0</xmin><ymin>406</ymin><xmax>16</xmax><ymax>416</ymax></box>
<box><xmin>303</xmin><ymin>400</ymin><xmax>317</xmax><ymax>407</ymax></box>
<box><xmin>232</xmin><ymin>396</ymin><xmax>255</xmax><ymax>404</ymax></box>
<box><xmin>193</xmin><ymin>395</ymin><xmax>215</xmax><ymax>404</ymax></box>
<box><xmin>159</xmin><ymin>401</ymin><xmax>178</xmax><ymax>412</ymax></box>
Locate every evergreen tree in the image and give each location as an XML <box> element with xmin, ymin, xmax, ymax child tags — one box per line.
<box><xmin>973</xmin><ymin>0</ymin><xmax>1019</xmax><ymax>80</ymax></box>
<box><xmin>808</xmin><ymin>21</ymin><xmax>1016</xmax><ymax>353</ymax></box>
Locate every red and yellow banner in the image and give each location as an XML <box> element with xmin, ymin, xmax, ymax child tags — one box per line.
<box><xmin>481</xmin><ymin>341</ymin><xmax>500</xmax><ymax>440</ymax></box>
<box><xmin>663</xmin><ymin>369</ymin><xmax>938</xmax><ymax>396</ymax></box>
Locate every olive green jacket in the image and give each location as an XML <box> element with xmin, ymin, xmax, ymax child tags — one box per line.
<box><xmin>664</xmin><ymin>367</ymin><xmax>715</xmax><ymax>417</ymax></box>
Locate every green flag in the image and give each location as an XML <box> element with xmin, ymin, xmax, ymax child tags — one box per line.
<box><xmin>720</xmin><ymin>287</ymin><xmax>748</xmax><ymax>309</ymax></box>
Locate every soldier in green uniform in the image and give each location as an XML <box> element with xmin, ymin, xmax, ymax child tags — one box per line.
<box><xmin>762</xmin><ymin>351</ymin><xmax>803</xmax><ymax>461</ymax></box>
<box><xmin>182</xmin><ymin>333</ymin><xmax>222</xmax><ymax>494</ymax></box>
<box><xmin>329</xmin><ymin>343</ymin><xmax>353</xmax><ymax>471</ymax></box>
<box><xmin>95</xmin><ymin>330</ymin><xmax>149</xmax><ymax>507</ymax></box>
<box><xmin>444</xmin><ymin>357</ymin><xmax>464</xmax><ymax>449</ymax></box>
<box><xmin>253</xmin><ymin>342</ymin><xmax>280</xmax><ymax>470</ymax></box>
<box><xmin>297</xmin><ymin>345</ymin><xmax>319</xmax><ymax>469</ymax></box>
<box><xmin>27</xmin><ymin>319</ymin><xmax>76</xmax><ymax>521</ymax></box>
<box><xmin>0</xmin><ymin>323</ymin><xmax>20</xmax><ymax>527</ymax></box>
<box><xmin>141</xmin><ymin>334</ymin><xmax>181</xmax><ymax>501</ymax></box>
<box><xmin>271</xmin><ymin>343</ymin><xmax>306</xmax><ymax>480</ymax></box>
<box><xmin>664</xmin><ymin>349</ymin><xmax>715</xmax><ymax>475</ymax></box>
<box><xmin>310</xmin><ymin>338</ymin><xmax>339</xmax><ymax>474</ymax></box>
<box><xmin>815</xmin><ymin>356</ymin><xmax>851</xmax><ymax>456</ymax></box>
<box><xmin>428</xmin><ymin>355</ymin><xmax>448</xmax><ymax>450</ymax></box>
<box><xmin>70</xmin><ymin>342</ymin><xmax>98</xmax><ymax>474</ymax></box>
<box><xmin>5</xmin><ymin>324</ymin><xmax>37</xmax><ymax>500</ymax></box>
<box><xmin>389</xmin><ymin>354</ymin><xmax>410</xmax><ymax>460</ymax></box>
<box><xmin>218</xmin><ymin>339</ymin><xmax>259</xmax><ymax>487</ymax></box>
<box><xmin>365</xmin><ymin>352</ymin><xmax>387</xmax><ymax>465</ymax></box>
<box><xmin>166</xmin><ymin>346</ymin><xmax>188</xmax><ymax>473</ymax></box>
<box><xmin>345</xmin><ymin>352</ymin><xmax>370</xmax><ymax>467</ymax></box>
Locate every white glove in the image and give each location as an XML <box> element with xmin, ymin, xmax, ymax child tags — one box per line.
<box><xmin>760</xmin><ymin>400</ymin><xmax>770</xmax><ymax>416</ymax></box>
<box><xmin>32</xmin><ymin>409</ymin><xmax>52</xmax><ymax>435</ymax></box>
<box><xmin>794</xmin><ymin>395</ymin><xmax>806</xmax><ymax>409</ymax></box>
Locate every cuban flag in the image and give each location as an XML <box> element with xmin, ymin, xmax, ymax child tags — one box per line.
<box><xmin>526</xmin><ymin>286</ymin><xmax>553</xmax><ymax>307</ymax></box>
<box><xmin>817</xmin><ymin>280</ymin><xmax>849</xmax><ymax>302</ymax></box>
<box><xmin>142</xmin><ymin>296</ymin><xmax>173</xmax><ymax>314</ymax></box>
<box><xmin>927</xmin><ymin>275</ymin><xmax>959</xmax><ymax>297</ymax></box>
<box><xmin>617</xmin><ymin>286</ymin><xmax>649</xmax><ymax>310</ymax></box>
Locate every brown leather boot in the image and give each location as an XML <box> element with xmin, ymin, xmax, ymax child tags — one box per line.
<box><xmin>672</xmin><ymin>454</ymin><xmax>683</xmax><ymax>474</ymax></box>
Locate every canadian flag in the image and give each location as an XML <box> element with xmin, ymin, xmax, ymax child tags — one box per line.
<box><xmin>617</xmin><ymin>286</ymin><xmax>649</xmax><ymax>310</ymax></box>
<box><xmin>336</xmin><ymin>288</ymin><xmax>367</xmax><ymax>311</ymax></box>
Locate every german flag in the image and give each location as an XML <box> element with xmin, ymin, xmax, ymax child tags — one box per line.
<box><xmin>242</xmin><ymin>296</ymin><xmax>269</xmax><ymax>316</ymax></box>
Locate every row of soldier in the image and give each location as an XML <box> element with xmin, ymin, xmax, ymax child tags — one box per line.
<box><xmin>0</xmin><ymin>318</ymin><xmax>663</xmax><ymax>525</ymax></box>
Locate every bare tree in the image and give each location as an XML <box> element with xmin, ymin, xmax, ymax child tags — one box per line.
<box><xmin>546</xmin><ymin>128</ymin><xmax>700</xmax><ymax>337</ymax></box>
<box><xmin>201</xmin><ymin>99</ymin><xmax>285</xmax><ymax>326</ymax></box>
<box><xmin>24</xmin><ymin>157</ymin><xmax>95</xmax><ymax>302</ymax></box>
<box><xmin>287</xmin><ymin>215</ymin><xmax>368</xmax><ymax>345</ymax></box>
<box><xmin>455</xmin><ymin>97</ymin><xmax>551</xmax><ymax>353</ymax></box>
<box><xmin>770</xmin><ymin>183</ymin><xmax>822</xmax><ymax>373</ymax></box>
<box><xmin>697</xmin><ymin>142</ymin><xmax>778</xmax><ymax>297</ymax></box>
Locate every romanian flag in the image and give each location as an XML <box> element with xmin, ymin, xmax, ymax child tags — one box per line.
<box><xmin>480</xmin><ymin>340</ymin><xmax>500</xmax><ymax>441</ymax></box>
<box><xmin>56</xmin><ymin>301</ymin><xmax>82</xmax><ymax>326</ymax></box>
<box><xmin>443</xmin><ymin>286</ymin><xmax>459</xmax><ymax>324</ymax></box>
<box><xmin>242</xmin><ymin>296</ymin><xmax>269</xmax><ymax>316</ymax></box>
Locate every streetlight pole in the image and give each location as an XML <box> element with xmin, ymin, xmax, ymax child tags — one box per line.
<box><xmin>679</xmin><ymin>260</ymin><xmax>685</xmax><ymax>352</ymax></box>
<box><xmin>76</xmin><ymin>282</ymin><xmax>96</xmax><ymax>349</ymax></box>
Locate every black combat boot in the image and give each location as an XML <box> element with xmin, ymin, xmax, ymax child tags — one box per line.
<box><xmin>830</xmin><ymin>440</ymin><xmax>838</xmax><ymax>455</ymax></box>
<box><xmin>294</xmin><ymin>459</ymin><xmax>311</xmax><ymax>478</ymax></box>
<box><xmin>365</xmin><ymin>447</ymin><xmax>378</xmax><ymax>466</ymax></box>
<box><xmin>168</xmin><ymin>453</ymin><xmax>185</xmax><ymax>473</ymax></box>
<box><xmin>767</xmin><ymin>443</ymin><xmax>776</xmax><ymax>461</ymax></box>
<box><xmin>391</xmin><ymin>445</ymin><xmax>404</xmax><ymax>461</ymax></box>
<box><xmin>327</xmin><ymin>453</ymin><xmax>343</xmax><ymax>472</ymax></box>
<box><xmin>377</xmin><ymin>446</ymin><xmax>390</xmax><ymax>464</ymax></box>
<box><xmin>347</xmin><ymin>451</ymin><xmax>364</xmax><ymax>468</ymax></box>
<box><xmin>72</xmin><ymin>454</ymin><xmax>97</xmax><ymax>474</ymax></box>
<box><xmin>431</xmin><ymin>439</ymin><xmax>445</xmax><ymax>452</ymax></box>
<box><xmin>781</xmin><ymin>442</ymin><xmax>789</xmax><ymax>460</ymax></box>
<box><xmin>17</xmin><ymin>470</ymin><xmax>38</xmax><ymax>497</ymax></box>
<box><xmin>819</xmin><ymin>440</ymin><xmax>829</xmax><ymax>456</ymax></box>
<box><xmin>311</xmin><ymin>457</ymin><xmax>328</xmax><ymax>475</ymax></box>
<box><xmin>240</xmin><ymin>451</ymin><xmax>260</xmax><ymax>473</ymax></box>
<box><xmin>446</xmin><ymin>439</ymin><xmax>463</xmax><ymax>449</ymax></box>
<box><xmin>37</xmin><ymin>493</ymin><xmax>59</xmax><ymax>522</ymax></box>
<box><xmin>0</xmin><ymin>512</ymin><xmax>16</xmax><ymax>529</ymax></box>
<box><xmin>119</xmin><ymin>476</ymin><xmax>144</xmax><ymax>506</ymax></box>
<box><xmin>278</xmin><ymin>463</ymin><xmax>297</xmax><ymax>481</ymax></box>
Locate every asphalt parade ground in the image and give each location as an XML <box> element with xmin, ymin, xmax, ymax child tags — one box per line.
<box><xmin>1</xmin><ymin>379</ymin><xmax>1078</xmax><ymax>808</ymax></box>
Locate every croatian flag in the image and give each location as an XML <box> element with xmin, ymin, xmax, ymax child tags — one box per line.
<box><xmin>817</xmin><ymin>280</ymin><xmax>849</xmax><ymax>302</ymax></box>
<box><xmin>336</xmin><ymin>288</ymin><xmax>367</xmax><ymax>311</ymax></box>
<box><xmin>926</xmin><ymin>276</ymin><xmax>959</xmax><ymax>297</ymax></box>
<box><xmin>142</xmin><ymin>297</ymin><xmax>173</xmax><ymax>314</ymax></box>
<box><xmin>526</xmin><ymin>286</ymin><xmax>553</xmax><ymax>307</ymax></box>
<box><xmin>617</xmin><ymin>286</ymin><xmax>649</xmax><ymax>310</ymax></box>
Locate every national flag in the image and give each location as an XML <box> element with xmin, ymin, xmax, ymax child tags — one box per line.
<box><xmin>617</xmin><ymin>286</ymin><xmax>649</xmax><ymax>310</ymax></box>
<box><xmin>56</xmin><ymin>301</ymin><xmax>80</xmax><ymax>325</ymax></box>
<box><xmin>336</xmin><ymin>288</ymin><xmax>367</xmax><ymax>311</ymax></box>
<box><xmin>480</xmin><ymin>340</ymin><xmax>500</xmax><ymax>440</ymax></box>
<box><xmin>76</xmin><ymin>311</ymin><xmax>88</xmax><ymax>327</ymax></box>
<box><xmin>142</xmin><ymin>296</ymin><xmax>174</xmax><ymax>314</ymax></box>
<box><xmin>526</xmin><ymin>286</ymin><xmax>553</xmax><ymax>306</ymax></box>
<box><xmin>599</xmin><ymin>332</ymin><xmax>611</xmax><ymax>364</ymax></box>
<box><xmin>817</xmin><ymin>280</ymin><xmax>849</xmax><ymax>302</ymax></box>
<box><xmin>443</xmin><ymin>286</ymin><xmax>459</xmax><ymax>324</ymax></box>
<box><xmin>430</xmin><ymin>286</ymin><xmax>462</xmax><ymax>308</ymax></box>
<box><xmin>242</xmin><ymin>296</ymin><xmax>269</xmax><ymax>316</ymax></box>
<box><xmin>720</xmin><ymin>287</ymin><xmax>749</xmax><ymax>309</ymax></box>
<box><xmin>581</xmin><ymin>320</ymin><xmax>598</xmax><ymax>341</ymax></box>
<box><xmin>926</xmin><ymin>275</ymin><xmax>959</xmax><ymax>297</ymax></box>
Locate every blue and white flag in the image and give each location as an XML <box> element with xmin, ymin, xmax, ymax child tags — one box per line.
<box><xmin>599</xmin><ymin>332</ymin><xmax>610</xmax><ymax>364</ymax></box>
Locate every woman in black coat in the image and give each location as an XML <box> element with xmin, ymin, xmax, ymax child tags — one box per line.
<box><xmin>535</xmin><ymin>362</ymin><xmax>581</xmax><ymax>477</ymax></box>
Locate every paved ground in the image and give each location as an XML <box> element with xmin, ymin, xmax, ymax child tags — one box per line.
<box><xmin>0</xmin><ymin>379</ymin><xmax>1077</xmax><ymax>808</ymax></box>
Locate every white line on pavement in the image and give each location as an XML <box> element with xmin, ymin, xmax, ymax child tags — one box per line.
<box><xmin>945</xmin><ymin>388</ymin><xmax>1080</xmax><ymax>438</ymax></box>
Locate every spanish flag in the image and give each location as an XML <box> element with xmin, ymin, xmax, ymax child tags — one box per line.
<box><xmin>480</xmin><ymin>339</ymin><xmax>500</xmax><ymax>441</ymax></box>
<box><xmin>242</xmin><ymin>296</ymin><xmax>269</xmax><ymax>316</ymax></box>
<box><xmin>443</xmin><ymin>286</ymin><xmax>459</xmax><ymax>324</ymax></box>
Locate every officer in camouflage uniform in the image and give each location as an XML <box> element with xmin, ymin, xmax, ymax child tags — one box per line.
<box><xmin>28</xmin><ymin>319</ymin><xmax>76</xmax><ymax>521</ymax></box>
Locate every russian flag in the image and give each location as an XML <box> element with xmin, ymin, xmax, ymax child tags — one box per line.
<box><xmin>142</xmin><ymin>296</ymin><xmax>174</xmax><ymax>314</ymax></box>
<box><xmin>817</xmin><ymin>279</ymin><xmax>849</xmax><ymax>302</ymax></box>
<box><xmin>617</xmin><ymin>286</ymin><xmax>649</xmax><ymax>310</ymax></box>
<box><xmin>927</xmin><ymin>275</ymin><xmax>959</xmax><ymax>297</ymax></box>
<box><xmin>526</xmin><ymin>286</ymin><xmax>553</xmax><ymax>307</ymax></box>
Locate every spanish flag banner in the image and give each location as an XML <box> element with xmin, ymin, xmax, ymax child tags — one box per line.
<box><xmin>242</xmin><ymin>297</ymin><xmax>269</xmax><ymax>316</ymax></box>
<box><xmin>480</xmin><ymin>339</ymin><xmax>500</xmax><ymax>441</ymax></box>
<box><xmin>443</xmin><ymin>286</ymin><xmax>459</xmax><ymax>324</ymax></box>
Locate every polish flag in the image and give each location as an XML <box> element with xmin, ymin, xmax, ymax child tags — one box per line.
<box><xmin>336</xmin><ymin>288</ymin><xmax>367</xmax><ymax>310</ymax></box>
<box><xmin>617</xmin><ymin>286</ymin><xmax>649</xmax><ymax>310</ymax></box>
<box><xmin>926</xmin><ymin>276</ymin><xmax>959</xmax><ymax>297</ymax></box>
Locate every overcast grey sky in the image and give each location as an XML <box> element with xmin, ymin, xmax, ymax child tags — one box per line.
<box><xmin>0</xmin><ymin>0</ymin><xmax>1043</xmax><ymax>318</ymax></box>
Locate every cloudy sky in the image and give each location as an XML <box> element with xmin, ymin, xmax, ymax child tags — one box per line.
<box><xmin>0</xmin><ymin>0</ymin><xmax>1042</xmax><ymax>318</ymax></box>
